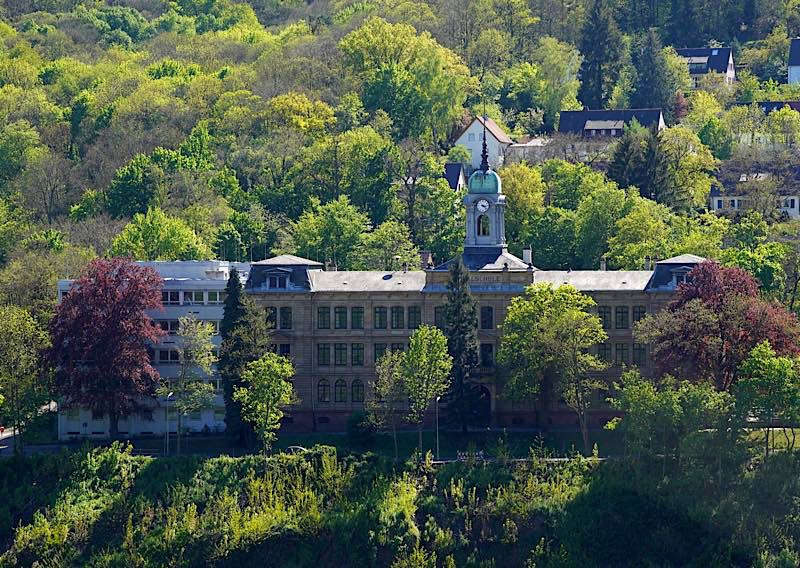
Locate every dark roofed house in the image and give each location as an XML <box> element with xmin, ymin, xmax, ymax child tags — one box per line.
<box><xmin>675</xmin><ymin>47</ymin><xmax>735</xmax><ymax>86</ymax></box>
<box><xmin>557</xmin><ymin>109</ymin><xmax>665</xmax><ymax>137</ymax></box>
<box><xmin>443</xmin><ymin>162</ymin><xmax>467</xmax><ymax>191</ymax></box>
<box><xmin>790</xmin><ymin>39</ymin><xmax>800</xmax><ymax>84</ymax></box>
<box><xmin>753</xmin><ymin>101</ymin><xmax>800</xmax><ymax>114</ymax></box>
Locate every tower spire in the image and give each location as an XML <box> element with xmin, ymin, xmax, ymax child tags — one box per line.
<box><xmin>480</xmin><ymin>102</ymin><xmax>489</xmax><ymax>173</ymax></box>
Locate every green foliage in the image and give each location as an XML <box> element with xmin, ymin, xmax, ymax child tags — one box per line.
<box><xmin>233</xmin><ymin>353</ymin><xmax>296</xmax><ymax>452</ymax></box>
<box><xmin>403</xmin><ymin>325</ymin><xmax>452</xmax><ymax>438</ymax></box>
<box><xmin>110</xmin><ymin>207</ymin><xmax>213</xmax><ymax>261</ymax></box>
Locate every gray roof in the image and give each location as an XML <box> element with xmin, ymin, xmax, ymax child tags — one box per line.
<box><xmin>790</xmin><ymin>39</ymin><xmax>800</xmax><ymax>67</ymax></box>
<box><xmin>434</xmin><ymin>247</ymin><xmax>531</xmax><ymax>271</ymax></box>
<box><xmin>657</xmin><ymin>254</ymin><xmax>706</xmax><ymax>264</ymax></box>
<box><xmin>675</xmin><ymin>47</ymin><xmax>732</xmax><ymax>74</ymax></box>
<box><xmin>534</xmin><ymin>270</ymin><xmax>654</xmax><ymax>291</ymax></box>
<box><xmin>253</xmin><ymin>254</ymin><xmax>323</xmax><ymax>267</ymax></box>
<box><xmin>309</xmin><ymin>270</ymin><xmax>426</xmax><ymax>292</ymax></box>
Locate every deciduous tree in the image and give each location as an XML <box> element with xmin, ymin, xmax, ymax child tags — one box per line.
<box><xmin>48</xmin><ymin>258</ymin><xmax>165</xmax><ymax>437</ymax></box>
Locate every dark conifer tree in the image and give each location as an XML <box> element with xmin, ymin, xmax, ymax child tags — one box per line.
<box><xmin>641</xmin><ymin>128</ymin><xmax>674</xmax><ymax>205</ymax></box>
<box><xmin>219</xmin><ymin>269</ymin><xmax>270</xmax><ymax>445</ymax></box>
<box><xmin>443</xmin><ymin>257</ymin><xmax>480</xmax><ymax>432</ymax></box>
<box><xmin>630</xmin><ymin>29</ymin><xmax>674</xmax><ymax>120</ymax></box>
<box><xmin>607</xmin><ymin>120</ymin><xmax>648</xmax><ymax>191</ymax></box>
<box><xmin>578</xmin><ymin>0</ymin><xmax>624</xmax><ymax>109</ymax></box>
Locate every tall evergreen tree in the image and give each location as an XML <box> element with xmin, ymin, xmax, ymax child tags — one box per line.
<box><xmin>630</xmin><ymin>29</ymin><xmax>674</xmax><ymax>119</ymax></box>
<box><xmin>578</xmin><ymin>0</ymin><xmax>624</xmax><ymax>109</ymax></box>
<box><xmin>443</xmin><ymin>258</ymin><xmax>480</xmax><ymax>432</ymax></box>
<box><xmin>218</xmin><ymin>268</ymin><xmax>271</xmax><ymax>445</ymax></box>
<box><xmin>607</xmin><ymin>121</ymin><xmax>648</xmax><ymax>191</ymax></box>
<box><xmin>641</xmin><ymin>129</ymin><xmax>679</xmax><ymax>208</ymax></box>
<box><xmin>667</xmin><ymin>0</ymin><xmax>699</xmax><ymax>47</ymax></box>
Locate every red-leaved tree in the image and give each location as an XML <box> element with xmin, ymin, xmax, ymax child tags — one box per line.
<box><xmin>48</xmin><ymin>258</ymin><xmax>164</xmax><ymax>437</ymax></box>
<box><xmin>636</xmin><ymin>261</ymin><xmax>800</xmax><ymax>391</ymax></box>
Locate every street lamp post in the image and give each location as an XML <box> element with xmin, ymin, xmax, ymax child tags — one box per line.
<box><xmin>435</xmin><ymin>396</ymin><xmax>441</xmax><ymax>460</ymax></box>
<box><xmin>164</xmin><ymin>392</ymin><xmax>173</xmax><ymax>456</ymax></box>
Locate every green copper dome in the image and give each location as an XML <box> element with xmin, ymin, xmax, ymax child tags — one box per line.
<box><xmin>468</xmin><ymin>169</ymin><xmax>502</xmax><ymax>194</ymax></box>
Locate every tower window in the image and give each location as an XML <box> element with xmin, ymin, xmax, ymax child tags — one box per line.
<box><xmin>477</xmin><ymin>215</ymin><xmax>490</xmax><ymax>236</ymax></box>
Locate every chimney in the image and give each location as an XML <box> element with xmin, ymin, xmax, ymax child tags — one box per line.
<box><xmin>599</xmin><ymin>257</ymin><xmax>607</xmax><ymax>271</ymax></box>
<box><xmin>522</xmin><ymin>248</ymin><xmax>532</xmax><ymax>265</ymax></box>
<box><xmin>420</xmin><ymin>251</ymin><xmax>433</xmax><ymax>270</ymax></box>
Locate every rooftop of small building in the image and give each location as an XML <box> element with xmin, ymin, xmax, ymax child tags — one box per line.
<box><xmin>790</xmin><ymin>38</ymin><xmax>800</xmax><ymax>67</ymax></box>
<box><xmin>534</xmin><ymin>270</ymin><xmax>654</xmax><ymax>291</ymax></box>
<box><xmin>309</xmin><ymin>270</ymin><xmax>427</xmax><ymax>292</ymax></box>
<box><xmin>557</xmin><ymin>109</ymin><xmax>664</xmax><ymax>134</ymax></box>
<box><xmin>675</xmin><ymin>47</ymin><xmax>732</xmax><ymax>74</ymax></box>
<box><xmin>251</xmin><ymin>254</ymin><xmax>323</xmax><ymax>267</ymax></box>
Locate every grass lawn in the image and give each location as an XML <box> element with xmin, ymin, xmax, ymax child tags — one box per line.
<box><xmin>120</xmin><ymin>427</ymin><xmax>623</xmax><ymax>459</ymax></box>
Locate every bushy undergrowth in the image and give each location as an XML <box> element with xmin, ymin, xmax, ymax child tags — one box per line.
<box><xmin>2</xmin><ymin>443</ymin><xmax>800</xmax><ymax>567</ymax></box>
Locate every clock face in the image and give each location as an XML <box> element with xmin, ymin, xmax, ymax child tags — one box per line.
<box><xmin>476</xmin><ymin>199</ymin><xmax>490</xmax><ymax>213</ymax></box>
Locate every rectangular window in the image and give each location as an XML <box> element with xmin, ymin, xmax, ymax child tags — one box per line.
<box><xmin>390</xmin><ymin>343</ymin><xmax>405</xmax><ymax>352</ymax></box>
<box><xmin>162</xmin><ymin>290</ymin><xmax>180</xmax><ymax>305</ymax></box>
<box><xmin>159</xmin><ymin>320</ymin><xmax>179</xmax><ymax>335</ymax></box>
<box><xmin>480</xmin><ymin>306</ymin><xmax>494</xmax><ymax>329</ymax></box>
<box><xmin>597</xmin><ymin>306</ymin><xmax>611</xmax><ymax>329</ymax></box>
<box><xmin>318</xmin><ymin>343</ymin><xmax>330</xmax><ymax>366</ymax></box>
<box><xmin>615</xmin><ymin>306</ymin><xmax>629</xmax><ymax>329</ymax></box>
<box><xmin>615</xmin><ymin>343</ymin><xmax>629</xmax><ymax>365</ymax></box>
<box><xmin>408</xmin><ymin>306</ymin><xmax>421</xmax><ymax>329</ymax></box>
<box><xmin>633</xmin><ymin>343</ymin><xmax>647</xmax><ymax>366</ymax></box>
<box><xmin>352</xmin><ymin>343</ymin><xmax>364</xmax><ymax>366</ymax></box>
<box><xmin>279</xmin><ymin>306</ymin><xmax>292</xmax><ymax>330</ymax></box>
<box><xmin>480</xmin><ymin>343</ymin><xmax>494</xmax><ymax>367</ymax></box>
<box><xmin>351</xmin><ymin>307</ymin><xmax>364</xmax><ymax>329</ymax></box>
<box><xmin>391</xmin><ymin>306</ymin><xmax>404</xmax><ymax>329</ymax></box>
<box><xmin>334</xmin><ymin>343</ymin><xmax>348</xmax><ymax>366</ymax></box>
<box><xmin>207</xmin><ymin>291</ymin><xmax>224</xmax><ymax>304</ymax></box>
<box><xmin>266</xmin><ymin>306</ymin><xmax>277</xmax><ymax>328</ymax></box>
<box><xmin>597</xmin><ymin>343</ymin><xmax>611</xmax><ymax>362</ymax></box>
<box><xmin>374</xmin><ymin>307</ymin><xmax>387</xmax><ymax>329</ymax></box>
<box><xmin>318</xmin><ymin>306</ymin><xmax>330</xmax><ymax>329</ymax></box>
<box><xmin>633</xmin><ymin>305</ymin><xmax>647</xmax><ymax>323</ymax></box>
<box><xmin>65</xmin><ymin>407</ymin><xmax>79</xmax><ymax>420</ymax></box>
<box><xmin>434</xmin><ymin>306</ymin><xmax>446</xmax><ymax>329</ymax></box>
<box><xmin>268</xmin><ymin>275</ymin><xmax>287</xmax><ymax>289</ymax></box>
<box><xmin>278</xmin><ymin>343</ymin><xmax>291</xmax><ymax>357</ymax></box>
<box><xmin>158</xmin><ymin>349</ymin><xmax>179</xmax><ymax>363</ymax></box>
<box><xmin>91</xmin><ymin>409</ymin><xmax>104</xmax><ymax>421</ymax></box>
<box><xmin>335</xmin><ymin>306</ymin><xmax>348</xmax><ymax>329</ymax></box>
<box><xmin>183</xmin><ymin>290</ymin><xmax>204</xmax><ymax>305</ymax></box>
<box><xmin>374</xmin><ymin>343</ymin><xmax>387</xmax><ymax>362</ymax></box>
<box><xmin>716</xmin><ymin>199</ymin><xmax>723</xmax><ymax>209</ymax></box>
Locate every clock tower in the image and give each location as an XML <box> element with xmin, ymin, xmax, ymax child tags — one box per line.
<box><xmin>464</xmin><ymin>119</ymin><xmax>507</xmax><ymax>251</ymax></box>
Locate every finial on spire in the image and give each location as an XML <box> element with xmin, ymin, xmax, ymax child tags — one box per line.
<box><xmin>479</xmin><ymin>102</ymin><xmax>489</xmax><ymax>173</ymax></box>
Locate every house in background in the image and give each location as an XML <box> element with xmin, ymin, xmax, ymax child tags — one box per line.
<box><xmin>557</xmin><ymin>109</ymin><xmax>666</xmax><ymax>137</ymax></box>
<box><xmin>709</xmin><ymin>168</ymin><xmax>800</xmax><ymax>219</ymax></box>
<box><xmin>675</xmin><ymin>47</ymin><xmax>735</xmax><ymax>87</ymax></box>
<box><xmin>789</xmin><ymin>39</ymin><xmax>800</xmax><ymax>84</ymax></box>
<box><xmin>453</xmin><ymin>115</ymin><xmax>514</xmax><ymax>171</ymax></box>
<box><xmin>753</xmin><ymin>101</ymin><xmax>800</xmax><ymax>114</ymax></box>
<box><xmin>443</xmin><ymin>162</ymin><xmax>467</xmax><ymax>191</ymax></box>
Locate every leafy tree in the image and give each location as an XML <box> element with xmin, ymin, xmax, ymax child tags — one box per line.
<box><xmin>577</xmin><ymin>0</ymin><xmax>624</xmax><ymax>108</ymax></box>
<box><xmin>48</xmin><ymin>258</ymin><xmax>164</xmax><ymax>437</ymax></box>
<box><xmin>403</xmin><ymin>325</ymin><xmax>452</xmax><ymax>452</ymax></box>
<box><xmin>635</xmin><ymin>261</ymin><xmax>800</xmax><ymax>391</ymax></box>
<box><xmin>265</xmin><ymin>92</ymin><xmax>335</xmax><ymax>138</ymax></box>
<box><xmin>368</xmin><ymin>350</ymin><xmax>407</xmax><ymax>461</ymax></box>
<box><xmin>278</xmin><ymin>196</ymin><xmax>369</xmax><ymax>270</ymax></box>
<box><xmin>660</xmin><ymin>126</ymin><xmax>716</xmax><ymax>208</ymax></box>
<box><xmin>574</xmin><ymin>182</ymin><xmax>631</xmax><ymax>268</ymax></box>
<box><xmin>526</xmin><ymin>207</ymin><xmax>578</xmax><ymax>269</ymax></box>
<box><xmin>497</xmin><ymin>163</ymin><xmax>544</xmax><ymax>250</ymax></box>
<box><xmin>499</xmin><ymin>283</ymin><xmax>607</xmax><ymax>453</ymax></box>
<box><xmin>157</xmin><ymin>315</ymin><xmax>217</xmax><ymax>455</ymax></box>
<box><xmin>529</xmin><ymin>37</ymin><xmax>582</xmax><ymax>132</ymax></box>
<box><xmin>698</xmin><ymin>118</ymin><xmax>733</xmax><ymax>160</ymax></box>
<box><xmin>442</xmin><ymin>258</ymin><xmax>480</xmax><ymax>432</ymax></box>
<box><xmin>0</xmin><ymin>306</ymin><xmax>50</xmax><ymax>454</ymax></box>
<box><xmin>339</xmin><ymin>17</ymin><xmax>470</xmax><ymax>143</ymax></box>
<box><xmin>607</xmin><ymin>197</ymin><xmax>673</xmax><ymax>269</ymax></box>
<box><xmin>540</xmin><ymin>159</ymin><xmax>608</xmax><ymax>210</ymax></box>
<box><xmin>352</xmin><ymin>220</ymin><xmax>420</xmax><ymax>271</ymax></box>
<box><xmin>720</xmin><ymin>242</ymin><xmax>789</xmax><ymax>294</ymax></box>
<box><xmin>233</xmin><ymin>353</ymin><xmax>296</xmax><ymax>453</ymax></box>
<box><xmin>219</xmin><ymin>269</ymin><xmax>271</xmax><ymax>444</ymax></box>
<box><xmin>734</xmin><ymin>341</ymin><xmax>800</xmax><ymax>456</ymax></box>
<box><xmin>106</xmin><ymin>154</ymin><xmax>167</xmax><ymax>219</ymax></box>
<box><xmin>110</xmin><ymin>207</ymin><xmax>213</xmax><ymax>261</ymax></box>
<box><xmin>606</xmin><ymin>121</ymin><xmax>648</xmax><ymax>194</ymax></box>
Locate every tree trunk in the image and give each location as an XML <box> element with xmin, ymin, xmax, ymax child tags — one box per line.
<box><xmin>392</xmin><ymin>421</ymin><xmax>398</xmax><ymax>462</ymax></box>
<box><xmin>578</xmin><ymin>410</ymin><xmax>590</xmax><ymax>456</ymax></box>
<box><xmin>109</xmin><ymin>409</ymin><xmax>119</xmax><ymax>439</ymax></box>
<box><xmin>177</xmin><ymin>414</ymin><xmax>182</xmax><ymax>456</ymax></box>
<box><xmin>418</xmin><ymin>424</ymin><xmax>423</xmax><ymax>456</ymax></box>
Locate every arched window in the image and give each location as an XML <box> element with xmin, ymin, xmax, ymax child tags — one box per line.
<box><xmin>334</xmin><ymin>379</ymin><xmax>347</xmax><ymax>402</ymax></box>
<box><xmin>318</xmin><ymin>379</ymin><xmax>330</xmax><ymax>403</ymax></box>
<box><xmin>477</xmin><ymin>214</ymin><xmax>490</xmax><ymax>236</ymax></box>
<box><xmin>351</xmin><ymin>379</ymin><xmax>365</xmax><ymax>403</ymax></box>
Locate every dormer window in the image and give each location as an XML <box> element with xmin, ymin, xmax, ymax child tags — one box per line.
<box><xmin>269</xmin><ymin>275</ymin><xmax>287</xmax><ymax>289</ymax></box>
